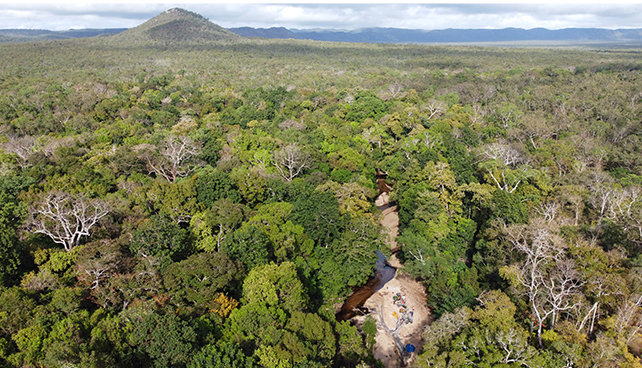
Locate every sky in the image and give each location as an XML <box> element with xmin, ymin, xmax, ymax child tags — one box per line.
<box><xmin>0</xmin><ymin>2</ymin><xmax>641</xmax><ymax>31</ymax></box>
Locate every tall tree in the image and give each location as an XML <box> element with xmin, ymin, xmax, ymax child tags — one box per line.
<box><xmin>272</xmin><ymin>143</ymin><xmax>311</xmax><ymax>183</ymax></box>
<box><xmin>500</xmin><ymin>220</ymin><xmax>584</xmax><ymax>347</ymax></box>
<box><xmin>27</xmin><ymin>191</ymin><xmax>110</xmax><ymax>252</ymax></box>
<box><xmin>137</xmin><ymin>134</ymin><xmax>202</xmax><ymax>182</ymax></box>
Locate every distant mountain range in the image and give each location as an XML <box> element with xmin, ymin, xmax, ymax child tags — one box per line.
<box><xmin>2</xmin><ymin>8</ymin><xmax>642</xmax><ymax>45</ymax></box>
<box><xmin>228</xmin><ymin>27</ymin><xmax>642</xmax><ymax>44</ymax></box>
<box><xmin>0</xmin><ymin>28</ymin><xmax>126</xmax><ymax>43</ymax></box>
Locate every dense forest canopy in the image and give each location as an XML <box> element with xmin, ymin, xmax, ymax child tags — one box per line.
<box><xmin>2</xmin><ymin>8</ymin><xmax>642</xmax><ymax>368</ymax></box>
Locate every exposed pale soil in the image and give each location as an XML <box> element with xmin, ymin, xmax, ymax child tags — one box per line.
<box><xmin>351</xmin><ymin>193</ymin><xmax>431</xmax><ymax>367</ymax></box>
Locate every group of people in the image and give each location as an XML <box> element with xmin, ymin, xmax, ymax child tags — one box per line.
<box><xmin>392</xmin><ymin>292</ymin><xmax>414</xmax><ymax>324</ymax></box>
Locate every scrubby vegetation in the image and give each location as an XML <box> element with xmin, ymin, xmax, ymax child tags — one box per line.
<box><xmin>2</xmin><ymin>8</ymin><xmax>642</xmax><ymax>368</ymax></box>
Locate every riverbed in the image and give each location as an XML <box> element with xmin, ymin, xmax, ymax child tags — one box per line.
<box><xmin>354</xmin><ymin>191</ymin><xmax>431</xmax><ymax>368</ymax></box>
<box><xmin>336</xmin><ymin>250</ymin><xmax>396</xmax><ymax>321</ymax></box>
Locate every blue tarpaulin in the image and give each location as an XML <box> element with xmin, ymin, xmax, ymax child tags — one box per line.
<box><xmin>405</xmin><ymin>344</ymin><xmax>416</xmax><ymax>353</ymax></box>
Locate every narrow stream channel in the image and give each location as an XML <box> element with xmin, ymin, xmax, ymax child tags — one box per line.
<box><xmin>336</xmin><ymin>251</ymin><xmax>396</xmax><ymax>321</ymax></box>
<box><xmin>336</xmin><ymin>171</ymin><xmax>396</xmax><ymax>321</ymax></box>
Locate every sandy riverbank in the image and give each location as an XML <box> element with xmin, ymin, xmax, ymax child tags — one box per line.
<box><xmin>351</xmin><ymin>193</ymin><xmax>431</xmax><ymax>367</ymax></box>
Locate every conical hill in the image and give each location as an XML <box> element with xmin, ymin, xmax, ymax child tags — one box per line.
<box><xmin>109</xmin><ymin>8</ymin><xmax>241</xmax><ymax>45</ymax></box>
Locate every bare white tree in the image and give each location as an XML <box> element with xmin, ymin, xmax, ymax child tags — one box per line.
<box><xmin>588</xmin><ymin>172</ymin><xmax>614</xmax><ymax>218</ymax></box>
<box><xmin>502</xmin><ymin>221</ymin><xmax>583</xmax><ymax>347</ymax></box>
<box><xmin>137</xmin><ymin>134</ymin><xmax>201</xmax><ymax>182</ymax></box>
<box><xmin>612</xmin><ymin>295</ymin><xmax>642</xmax><ymax>345</ymax></box>
<box><xmin>480</xmin><ymin>142</ymin><xmax>531</xmax><ymax>194</ymax></box>
<box><xmin>494</xmin><ymin>103</ymin><xmax>524</xmax><ymax>130</ymax></box>
<box><xmin>387</xmin><ymin>83</ymin><xmax>405</xmax><ymax>99</ymax></box>
<box><xmin>536</xmin><ymin>201</ymin><xmax>561</xmax><ymax>224</ymax></box>
<box><xmin>400</xmin><ymin>138</ymin><xmax>420</xmax><ymax>161</ymax></box>
<box><xmin>609</xmin><ymin>185</ymin><xmax>642</xmax><ymax>220</ymax></box>
<box><xmin>485</xmin><ymin>168</ymin><xmax>525</xmax><ymax>194</ymax></box>
<box><xmin>2</xmin><ymin>135</ymin><xmax>38</xmax><ymax>168</ymax></box>
<box><xmin>27</xmin><ymin>191</ymin><xmax>110</xmax><ymax>252</ymax></box>
<box><xmin>76</xmin><ymin>241</ymin><xmax>122</xmax><ymax>289</ymax></box>
<box><xmin>407</xmin><ymin>246</ymin><xmax>426</xmax><ymax>266</ymax></box>
<box><xmin>423</xmin><ymin>100</ymin><xmax>447</xmax><ymax>120</ymax></box>
<box><xmin>1</xmin><ymin>134</ymin><xmax>77</xmax><ymax>175</ymax></box>
<box><xmin>370</xmin><ymin>296</ymin><xmax>410</xmax><ymax>364</ymax></box>
<box><xmin>423</xmin><ymin>307</ymin><xmax>471</xmax><ymax>343</ymax></box>
<box><xmin>577</xmin><ymin>270</ymin><xmax>626</xmax><ymax>337</ymax></box>
<box><xmin>273</xmin><ymin>143</ymin><xmax>310</xmax><ymax>183</ymax></box>
<box><xmin>544</xmin><ymin>259</ymin><xmax>584</xmax><ymax>329</ymax></box>
<box><xmin>480</xmin><ymin>142</ymin><xmax>525</xmax><ymax>167</ymax></box>
<box><xmin>519</xmin><ymin>114</ymin><xmax>552</xmax><ymax>150</ymax></box>
<box><xmin>278</xmin><ymin>119</ymin><xmax>305</xmax><ymax>132</ymax></box>
<box><xmin>42</xmin><ymin>136</ymin><xmax>76</xmax><ymax>158</ymax></box>
<box><xmin>421</xmin><ymin>130</ymin><xmax>442</xmax><ymax>150</ymax></box>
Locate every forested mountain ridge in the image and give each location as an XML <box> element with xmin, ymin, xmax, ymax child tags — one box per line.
<box><xmin>231</xmin><ymin>26</ymin><xmax>642</xmax><ymax>45</ymax></box>
<box><xmin>5</xmin><ymin>20</ymin><xmax>642</xmax><ymax>46</ymax></box>
<box><xmin>1</xmin><ymin>7</ymin><xmax>642</xmax><ymax>368</ymax></box>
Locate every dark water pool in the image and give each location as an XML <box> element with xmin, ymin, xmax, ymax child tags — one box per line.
<box><xmin>336</xmin><ymin>250</ymin><xmax>396</xmax><ymax>321</ymax></box>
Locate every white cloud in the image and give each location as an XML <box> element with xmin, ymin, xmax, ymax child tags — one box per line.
<box><xmin>0</xmin><ymin>3</ymin><xmax>642</xmax><ymax>31</ymax></box>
